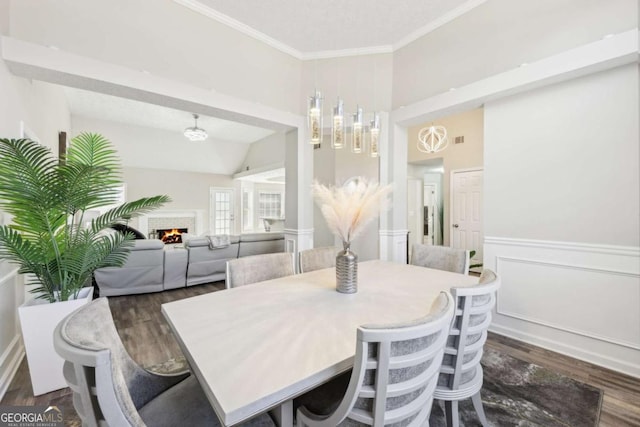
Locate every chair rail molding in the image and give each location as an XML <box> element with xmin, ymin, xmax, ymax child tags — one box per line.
<box><xmin>484</xmin><ymin>236</ymin><xmax>640</xmax><ymax>378</ymax></box>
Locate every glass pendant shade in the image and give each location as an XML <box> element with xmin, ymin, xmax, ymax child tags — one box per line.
<box><xmin>331</xmin><ymin>98</ymin><xmax>345</xmax><ymax>149</ymax></box>
<box><xmin>369</xmin><ymin>113</ymin><xmax>380</xmax><ymax>158</ymax></box>
<box><xmin>184</xmin><ymin>114</ymin><xmax>208</xmax><ymax>141</ymax></box>
<box><xmin>417</xmin><ymin>125</ymin><xmax>448</xmax><ymax>153</ymax></box>
<box><xmin>308</xmin><ymin>91</ymin><xmax>323</xmax><ymax>144</ymax></box>
<box><xmin>351</xmin><ymin>106</ymin><xmax>364</xmax><ymax>153</ymax></box>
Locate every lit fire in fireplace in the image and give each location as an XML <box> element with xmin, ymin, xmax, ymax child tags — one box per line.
<box><xmin>158</xmin><ymin>228</ymin><xmax>188</xmax><ymax>244</ymax></box>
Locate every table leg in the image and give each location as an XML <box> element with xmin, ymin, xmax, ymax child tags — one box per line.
<box><xmin>270</xmin><ymin>400</ymin><xmax>293</xmax><ymax>427</ymax></box>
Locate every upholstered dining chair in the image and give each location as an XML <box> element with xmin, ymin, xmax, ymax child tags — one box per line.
<box><xmin>298</xmin><ymin>246</ymin><xmax>339</xmax><ymax>273</ymax></box>
<box><xmin>433</xmin><ymin>269</ymin><xmax>500</xmax><ymax>427</ymax></box>
<box><xmin>411</xmin><ymin>244</ymin><xmax>470</xmax><ymax>275</ymax></box>
<box><xmin>226</xmin><ymin>252</ymin><xmax>295</xmax><ymax>288</ymax></box>
<box><xmin>53</xmin><ymin>297</ymin><xmax>275</xmax><ymax>427</ymax></box>
<box><xmin>296</xmin><ymin>291</ymin><xmax>455</xmax><ymax>427</ymax></box>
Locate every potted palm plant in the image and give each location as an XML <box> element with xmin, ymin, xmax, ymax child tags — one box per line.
<box><xmin>0</xmin><ymin>133</ymin><xmax>169</xmax><ymax>395</ymax></box>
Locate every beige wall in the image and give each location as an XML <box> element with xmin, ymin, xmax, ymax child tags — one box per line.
<box><xmin>484</xmin><ymin>64</ymin><xmax>639</xmax><ymax>246</ymax></box>
<box><xmin>408</xmin><ymin>108</ymin><xmax>483</xmax><ymax>245</ymax></box>
<box><xmin>392</xmin><ymin>0</ymin><xmax>638</xmax><ymax>108</ymax></box>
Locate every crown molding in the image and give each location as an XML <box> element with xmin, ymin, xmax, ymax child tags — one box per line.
<box><xmin>301</xmin><ymin>45</ymin><xmax>394</xmax><ymax>60</ymax></box>
<box><xmin>173</xmin><ymin>0</ymin><xmax>487</xmax><ymax>60</ymax></box>
<box><xmin>393</xmin><ymin>0</ymin><xmax>489</xmax><ymax>51</ymax></box>
<box><xmin>173</xmin><ymin>0</ymin><xmax>303</xmax><ymax>59</ymax></box>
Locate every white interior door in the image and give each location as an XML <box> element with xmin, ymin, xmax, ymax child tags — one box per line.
<box><xmin>450</xmin><ymin>168</ymin><xmax>483</xmax><ymax>270</ymax></box>
<box><xmin>210</xmin><ymin>188</ymin><xmax>235</xmax><ymax>235</ymax></box>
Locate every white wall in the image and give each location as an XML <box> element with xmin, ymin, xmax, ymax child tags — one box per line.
<box><xmin>238</xmin><ymin>132</ymin><xmax>286</xmax><ymax>173</ymax></box>
<box><xmin>0</xmin><ymin>52</ymin><xmax>70</xmax><ymax>398</ymax></box>
<box><xmin>484</xmin><ymin>64</ymin><xmax>640</xmax><ymax>376</ymax></box>
<box><xmin>122</xmin><ymin>167</ymin><xmax>237</xmax><ymax>234</ymax></box>
<box><xmin>334</xmin><ymin>139</ymin><xmax>381</xmax><ymax>261</ymax></box>
<box><xmin>484</xmin><ymin>65</ymin><xmax>638</xmax><ymax>246</ymax></box>
<box><xmin>312</xmin><ymin>137</ymin><xmax>336</xmax><ymax>248</ymax></box>
<box><xmin>392</xmin><ymin>0</ymin><xmax>638</xmax><ymax>108</ymax></box>
<box><xmin>71</xmin><ymin>116</ymin><xmax>250</xmax><ymax>176</ymax></box>
<box><xmin>301</xmin><ymin>53</ymin><xmax>394</xmax><ymax>114</ymax></box>
<box><xmin>8</xmin><ymin>0</ymin><xmax>302</xmax><ymax>114</ymax></box>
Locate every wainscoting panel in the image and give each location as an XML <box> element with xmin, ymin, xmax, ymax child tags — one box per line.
<box><xmin>485</xmin><ymin>237</ymin><xmax>640</xmax><ymax>378</ymax></box>
<box><xmin>0</xmin><ymin>263</ymin><xmax>24</xmax><ymax>400</ymax></box>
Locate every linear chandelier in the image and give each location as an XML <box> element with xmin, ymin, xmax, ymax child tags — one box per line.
<box><xmin>308</xmin><ymin>91</ymin><xmax>380</xmax><ymax>158</ymax></box>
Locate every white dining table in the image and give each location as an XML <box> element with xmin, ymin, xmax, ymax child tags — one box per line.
<box><xmin>161</xmin><ymin>260</ymin><xmax>478</xmax><ymax>426</ymax></box>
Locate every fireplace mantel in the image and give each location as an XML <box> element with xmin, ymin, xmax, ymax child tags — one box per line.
<box><xmin>138</xmin><ymin>209</ymin><xmax>205</xmax><ymax>237</ymax></box>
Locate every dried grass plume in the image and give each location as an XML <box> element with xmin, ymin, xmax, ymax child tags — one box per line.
<box><xmin>313</xmin><ymin>177</ymin><xmax>392</xmax><ymax>245</ymax></box>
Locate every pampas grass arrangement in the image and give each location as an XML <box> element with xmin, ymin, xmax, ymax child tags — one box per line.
<box><xmin>313</xmin><ymin>177</ymin><xmax>392</xmax><ymax>247</ymax></box>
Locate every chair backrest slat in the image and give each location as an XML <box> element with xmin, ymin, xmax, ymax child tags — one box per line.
<box><xmin>440</xmin><ymin>269</ymin><xmax>500</xmax><ymax>391</ymax></box>
<box><xmin>308</xmin><ymin>292</ymin><xmax>455</xmax><ymax>426</ymax></box>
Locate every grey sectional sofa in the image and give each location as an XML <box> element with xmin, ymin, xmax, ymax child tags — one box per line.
<box><xmin>94</xmin><ymin>232</ymin><xmax>285</xmax><ymax>296</ymax></box>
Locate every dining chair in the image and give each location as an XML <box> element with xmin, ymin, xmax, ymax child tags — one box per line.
<box><xmin>226</xmin><ymin>252</ymin><xmax>295</xmax><ymax>288</ymax></box>
<box><xmin>298</xmin><ymin>246</ymin><xmax>339</xmax><ymax>273</ymax></box>
<box><xmin>433</xmin><ymin>269</ymin><xmax>500</xmax><ymax>427</ymax></box>
<box><xmin>53</xmin><ymin>297</ymin><xmax>275</xmax><ymax>427</ymax></box>
<box><xmin>410</xmin><ymin>244</ymin><xmax>470</xmax><ymax>275</ymax></box>
<box><xmin>296</xmin><ymin>291</ymin><xmax>455</xmax><ymax>427</ymax></box>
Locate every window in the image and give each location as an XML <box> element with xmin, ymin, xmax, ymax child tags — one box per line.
<box><xmin>258</xmin><ymin>192</ymin><xmax>283</xmax><ymax>219</ymax></box>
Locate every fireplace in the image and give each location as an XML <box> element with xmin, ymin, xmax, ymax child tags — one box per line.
<box><xmin>157</xmin><ymin>228</ymin><xmax>188</xmax><ymax>244</ymax></box>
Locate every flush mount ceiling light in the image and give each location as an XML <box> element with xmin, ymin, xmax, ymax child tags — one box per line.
<box><xmin>184</xmin><ymin>114</ymin><xmax>208</xmax><ymax>141</ymax></box>
<box><xmin>417</xmin><ymin>125</ymin><xmax>449</xmax><ymax>154</ymax></box>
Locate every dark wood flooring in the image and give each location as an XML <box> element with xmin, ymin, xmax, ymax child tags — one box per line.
<box><xmin>2</xmin><ymin>282</ymin><xmax>639</xmax><ymax>426</ymax></box>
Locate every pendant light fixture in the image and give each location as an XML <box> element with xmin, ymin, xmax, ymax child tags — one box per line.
<box><xmin>417</xmin><ymin>125</ymin><xmax>449</xmax><ymax>153</ymax></box>
<box><xmin>308</xmin><ymin>90</ymin><xmax>323</xmax><ymax>145</ymax></box>
<box><xmin>369</xmin><ymin>112</ymin><xmax>380</xmax><ymax>158</ymax></box>
<box><xmin>351</xmin><ymin>106</ymin><xmax>364</xmax><ymax>153</ymax></box>
<box><xmin>331</xmin><ymin>98</ymin><xmax>345</xmax><ymax>149</ymax></box>
<box><xmin>184</xmin><ymin>114</ymin><xmax>208</xmax><ymax>142</ymax></box>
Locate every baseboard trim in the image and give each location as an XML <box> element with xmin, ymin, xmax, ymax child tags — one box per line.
<box><xmin>490</xmin><ymin>324</ymin><xmax>640</xmax><ymax>379</ymax></box>
<box><xmin>0</xmin><ymin>335</ymin><xmax>25</xmax><ymax>401</ymax></box>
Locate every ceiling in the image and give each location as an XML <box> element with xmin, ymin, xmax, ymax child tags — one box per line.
<box><xmin>58</xmin><ymin>0</ymin><xmax>487</xmax><ymax>173</ymax></box>
<box><xmin>63</xmin><ymin>87</ymin><xmax>275</xmax><ymax>143</ymax></box>
<box><xmin>178</xmin><ymin>0</ymin><xmax>485</xmax><ymax>57</ymax></box>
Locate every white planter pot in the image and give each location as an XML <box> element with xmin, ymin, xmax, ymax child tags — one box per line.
<box><xmin>18</xmin><ymin>287</ymin><xmax>94</xmax><ymax>396</ymax></box>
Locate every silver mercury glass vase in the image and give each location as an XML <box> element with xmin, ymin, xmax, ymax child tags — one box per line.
<box><xmin>336</xmin><ymin>241</ymin><xmax>358</xmax><ymax>293</ymax></box>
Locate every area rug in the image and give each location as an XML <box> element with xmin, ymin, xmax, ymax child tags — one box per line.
<box><xmin>62</xmin><ymin>351</ymin><xmax>602</xmax><ymax>426</ymax></box>
<box><xmin>429</xmin><ymin>347</ymin><xmax>603</xmax><ymax>426</ymax></box>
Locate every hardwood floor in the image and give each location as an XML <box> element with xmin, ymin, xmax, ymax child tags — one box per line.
<box><xmin>2</xmin><ymin>282</ymin><xmax>639</xmax><ymax>426</ymax></box>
